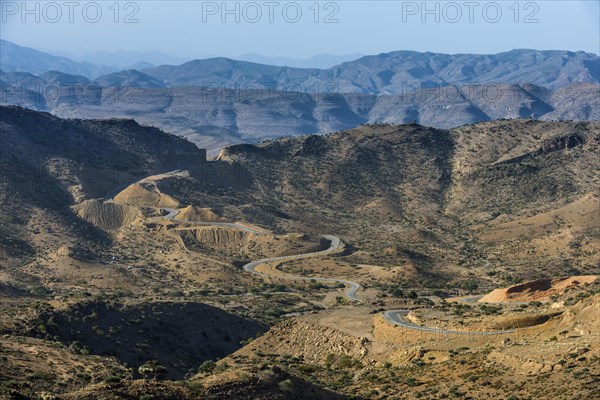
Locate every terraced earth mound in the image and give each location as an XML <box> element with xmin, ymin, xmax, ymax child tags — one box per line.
<box><xmin>72</xmin><ymin>199</ymin><xmax>144</xmax><ymax>232</ymax></box>
<box><xmin>114</xmin><ymin>182</ymin><xmax>181</xmax><ymax>208</ymax></box>
<box><xmin>175</xmin><ymin>205</ymin><xmax>229</xmax><ymax>222</ymax></box>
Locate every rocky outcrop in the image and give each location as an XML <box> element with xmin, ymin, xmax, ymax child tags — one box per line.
<box><xmin>494</xmin><ymin>132</ymin><xmax>587</xmax><ymax>166</ymax></box>
<box><xmin>487</xmin><ymin>350</ymin><xmax>557</xmax><ymax>375</ymax></box>
<box><xmin>239</xmin><ymin>319</ymin><xmax>369</xmax><ymax>364</ymax></box>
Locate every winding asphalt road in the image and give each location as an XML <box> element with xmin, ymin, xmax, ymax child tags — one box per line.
<box><xmin>156</xmin><ymin>205</ymin><xmax>515</xmax><ymax>335</ymax></box>
<box><xmin>383</xmin><ymin>310</ymin><xmax>515</xmax><ymax>335</ymax></box>
<box><xmin>161</xmin><ymin>208</ymin><xmax>361</xmax><ymax>299</ymax></box>
<box><xmin>241</xmin><ymin>235</ymin><xmax>362</xmax><ymax>301</ymax></box>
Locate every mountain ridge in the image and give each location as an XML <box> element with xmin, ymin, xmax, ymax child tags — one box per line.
<box><xmin>3</xmin><ymin>40</ymin><xmax>598</xmax><ymax>91</ymax></box>
<box><xmin>139</xmin><ymin>48</ymin><xmax>599</xmax><ymax>92</ymax></box>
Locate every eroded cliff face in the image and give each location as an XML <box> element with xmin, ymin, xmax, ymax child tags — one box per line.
<box><xmin>183</xmin><ymin>226</ymin><xmax>250</xmax><ymax>246</ymax></box>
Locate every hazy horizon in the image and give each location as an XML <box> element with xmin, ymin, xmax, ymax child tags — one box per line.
<box><xmin>1</xmin><ymin>0</ymin><xmax>598</xmax><ymax>60</ymax></box>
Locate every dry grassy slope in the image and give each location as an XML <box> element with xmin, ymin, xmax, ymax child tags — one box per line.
<box><xmin>446</xmin><ymin>120</ymin><xmax>600</xmax><ymax>279</ymax></box>
<box><xmin>229</xmin><ymin>318</ymin><xmax>370</xmax><ymax>365</ymax></box>
<box><xmin>1</xmin><ymin>338</ymin><xmax>347</xmax><ymax>400</ymax></box>
<box><xmin>217</xmin><ymin>124</ymin><xmax>457</xmax><ymax>277</ymax></box>
<box><xmin>473</xmin><ymin>194</ymin><xmax>599</xmax><ymax>241</ymax></box>
<box><xmin>0</xmin><ymin>335</ymin><xmax>131</xmax><ymax>396</ymax></box>
<box><xmin>0</xmin><ymin>106</ymin><xmax>203</xmax><ymax>202</ymax></box>
<box><xmin>221</xmin><ymin>124</ymin><xmax>453</xmax><ymax>215</ymax></box>
<box><xmin>175</xmin><ymin>227</ymin><xmax>321</xmax><ymax>259</ymax></box>
<box><xmin>5</xmin><ymin>112</ymin><xmax>595</xmax><ymax>289</ymax></box>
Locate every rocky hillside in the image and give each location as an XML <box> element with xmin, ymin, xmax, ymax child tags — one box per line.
<box><xmin>1</xmin><ymin>104</ymin><xmax>598</xmax><ymax>400</ymax></box>
<box><xmin>200</xmin><ymin>120</ymin><xmax>599</xmax><ymax>284</ymax></box>
<box><xmin>2</xmin><ymin>109</ymin><xmax>597</xmax><ymax>286</ymax></box>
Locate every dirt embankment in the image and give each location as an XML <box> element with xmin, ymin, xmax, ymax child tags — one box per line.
<box><xmin>487</xmin><ymin>313</ymin><xmax>562</xmax><ymax>330</ymax></box>
<box><xmin>547</xmin><ymin>293</ymin><xmax>600</xmax><ymax>335</ymax></box>
<box><xmin>72</xmin><ymin>199</ymin><xmax>143</xmax><ymax>232</ymax></box>
<box><xmin>487</xmin><ymin>294</ymin><xmax>600</xmax><ymax>376</ymax></box>
<box><xmin>478</xmin><ymin>276</ymin><xmax>598</xmax><ymax>303</ymax></box>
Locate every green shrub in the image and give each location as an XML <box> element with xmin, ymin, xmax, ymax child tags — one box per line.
<box><xmin>198</xmin><ymin>360</ymin><xmax>216</xmax><ymax>374</ymax></box>
<box><xmin>138</xmin><ymin>360</ymin><xmax>167</xmax><ymax>379</ymax></box>
<box><xmin>278</xmin><ymin>379</ymin><xmax>294</xmax><ymax>393</ymax></box>
<box><xmin>103</xmin><ymin>375</ymin><xmax>121</xmax><ymax>384</ymax></box>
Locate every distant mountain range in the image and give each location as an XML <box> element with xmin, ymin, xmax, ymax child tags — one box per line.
<box><xmin>235</xmin><ymin>52</ymin><xmax>364</xmax><ymax>69</ymax></box>
<box><xmin>2</xmin><ymin>40</ymin><xmax>598</xmax><ymax>92</ymax></box>
<box><xmin>3</xmin><ymin>67</ymin><xmax>598</xmax><ymax>152</ymax></box>
<box><xmin>0</xmin><ymin>40</ymin><xmax>117</xmax><ymax>79</ymax></box>
<box><xmin>0</xmin><ymin>40</ymin><xmax>362</xmax><ymax>78</ymax></box>
<box><xmin>1</xmin><ymin>39</ymin><xmax>598</xmax><ymax>152</ymax></box>
<box><xmin>73</xmin><ymin>50</ymin><xmax>191</xmax><ymax>70</ymax></box>
<box><xmin>138</xmin><ymin>49</ymin><xmax>599</xmax><ymax>93</ymax></box>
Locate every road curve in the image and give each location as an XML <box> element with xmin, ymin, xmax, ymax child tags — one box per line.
<box><xmin>242</xmin><ymin>235</ymin><xmax>363</xmax><ymax>301</ymax></box>
<box><xmin>383</xmin><ymin>310</ymin><xmax>515</xmax><ymax>335</ymax></box>
<box><xmin>161</xmin><ymin>208</ymin><xmax>360</xmax><ymax>299</ymax></box>
<box><xmin>157</xmin><ymin>205</ymin><xmax>515</xmax><ymax>335</ymax></box>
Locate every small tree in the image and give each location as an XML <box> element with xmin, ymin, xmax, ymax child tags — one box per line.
<box><xmin>198</xmin><ymin>360</ymin><xmax>217</xmax><ymax>374</ymax></box>
<box><xmin>138</xmin><ymin>360</ymin><xmax>167</xmax><ymax>380</ymax></box>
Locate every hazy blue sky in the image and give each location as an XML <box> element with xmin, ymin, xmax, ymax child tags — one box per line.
<box><xmin>1</xmin><ymin>0</ymin><xmax>599</xmax><ymax>59</ymax></box>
